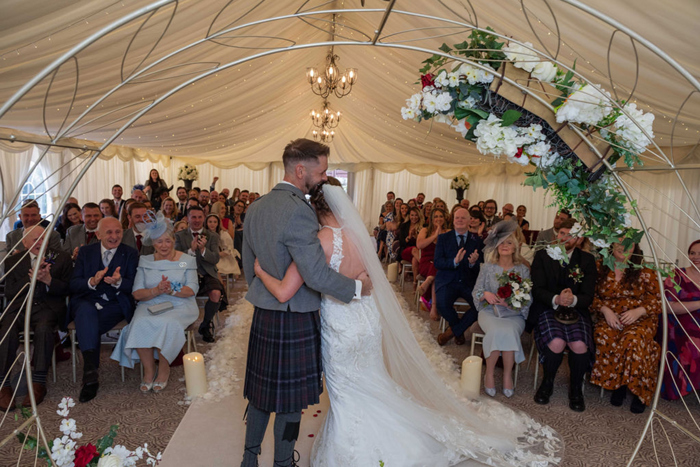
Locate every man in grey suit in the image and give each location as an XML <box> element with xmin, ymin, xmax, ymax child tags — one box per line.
<box><xmin>536</xmin><ymin>210</ymin><xmax>571</xmax><ymax>246</ymax></box>
<box><xmin>240</xmin><ymin>138</ymin><xmax>370</xmax><ymax>467</ymax></box>
<box><xmin>121</xmin><ymin>203</ymin><xmax>155</xmax><ymax>256</ymax></box>
<box><xmin>62</xmin><ymin>203</ymin><xmax>102</xmax><ymax>259</ymax></box>
<box><xmin>5</xmin><ymin>200</ymin><xmax>62</xmax><ymax>255</ymax></box>
<box><xmin>174</xmin><ymin>205</ymin><xmax>222</xmax><ymax>343</ymax></box>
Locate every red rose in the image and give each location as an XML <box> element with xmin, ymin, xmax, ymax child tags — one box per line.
<box><xmin>74</xmin><ymin>444</ymin><xmax>98</xmax><ymax>467</ymax></box>
<box><xmin>421</xmin><ymin>73</ymin><xmax>435</xmax><ymax>88</ymax></box>
<box><xmin>514</xmin><ymin>148</ymin><xmax>524</xmax><ymax>159</ymax></box>
<box><xmin>497</xmin><ymin>285</ymin><xmax>512</xmax><ymax>299</ymax></box>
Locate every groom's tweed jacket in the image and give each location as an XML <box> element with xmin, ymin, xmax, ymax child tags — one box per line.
<box><xmin>242</xmin><ymin>182</ymin><xmax>355</xmax><ymax>312</ymax></box>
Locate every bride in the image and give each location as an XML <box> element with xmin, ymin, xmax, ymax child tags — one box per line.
<box><xmin>253</xmin><ymin>178</ymin><xmax>562</xmax><ymax>467</ymax></box>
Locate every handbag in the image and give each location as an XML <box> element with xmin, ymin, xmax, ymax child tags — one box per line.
<box><xmin>148</xmin><ymin>301</ymin><xmax>174</xmax><ymax>315</ymax></box>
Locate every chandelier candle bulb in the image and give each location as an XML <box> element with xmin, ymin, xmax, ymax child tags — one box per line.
<box><xmin>183</xmin><ymin>352</ymin><xmax>208</xmax><ymax>398</ymax></box>
<box><xmin>461</xmin><ymin>356</ymin><xmax>483</xmax><ymax>399</ymax></box>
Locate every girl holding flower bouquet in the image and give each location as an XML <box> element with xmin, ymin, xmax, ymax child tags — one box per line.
<box><xmin>473</xmin><ymin>221</ymin><xmax>532</xmax><ymax>397</ymax></box>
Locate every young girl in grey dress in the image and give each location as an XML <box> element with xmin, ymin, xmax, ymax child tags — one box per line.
<box><xmin>473</xmin><ymin>222</ymin><xmax>531</xmax><ymax>398</ymax></box>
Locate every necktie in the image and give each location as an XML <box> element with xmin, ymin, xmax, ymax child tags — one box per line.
<box><xmin>86</xmin><ymin>231</ymin><xmax>96</xmax><ymax>244</ymax></box>
<box><xmin>30</xmin><ymin>255</ymin><xmax>36</xmax><ymax>270</ymax></box>
<box><xmin>135</xmin><ymin>234</ymin><xmax>142</xmax><ymax>252</ymax></box>
<box><xmin>103</xmin><ymin>250</ymin><xmax>113</xmax><ymax>268</ymax></box>
<box><xmin>458</xmin><ymin>234</ymin><xmax>465</xmax><ymax>249</ymax></box>
<box><xmin>193</xmin><ymin>232</ymin><xmax>199</xmax><ymax>240</ymax></box>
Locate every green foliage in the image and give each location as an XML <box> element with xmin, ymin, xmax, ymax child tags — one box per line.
<box><xmin>96</xmin><ymin>424</ymin><xmax>120</xmax><ymax>454</ymax></box>
<box><xmin>500</xmin><ymin>109</ymin><xmax>521</xmax><ymax>127</ymax></box>
<box><xmin>551</xmin><ymin>59</ymin><xmax>577</xmax><ymax>108</ymax></box>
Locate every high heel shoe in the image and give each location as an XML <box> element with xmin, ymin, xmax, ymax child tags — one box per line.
<box><xmin>484</xmin><ymin>387</ymin><xmax>496</xmax><ymax>397</ymax></box>
<box><xmin>503</xmin><ymin>388</ymin><xmax>514</xmax><ymax>398</ymax></box>
<box><xmin>152</xmin><ymin>380</ymin><xmax>168</xmax><ymax>394</ymax></box>
<box><xmin>140</xmin><ymin>380</ymin><xmax>154</xmax><ymax>393</ymax></box>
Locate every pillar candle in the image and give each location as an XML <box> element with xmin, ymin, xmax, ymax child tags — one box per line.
<box><xmin>461</xmin><ymin>356</ymin><xmax>482</xmax><ymax>399</ymax></box>
<box><xmin>387</xmin><ymin>262</ymin><xmax>398</xmax><ymax>282</ymax></box>
<box><xmin>183</xmin><ymin>352</ymin><xmax>208</xmax><ymax>398</ymax></box>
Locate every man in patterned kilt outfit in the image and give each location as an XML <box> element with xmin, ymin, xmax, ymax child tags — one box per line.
<box><xmin>530</xmin><ymin>217</ymin><xmax>597</xmax><ymax>412</ymax></box>
<box><xmin>241</xmin><ymin>138</ymin><xmax>370</xmax><ymax>467</ymax></box>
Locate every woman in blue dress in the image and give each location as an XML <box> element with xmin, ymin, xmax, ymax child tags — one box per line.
<box><xmin>112</xmin><ymin>212</ymin><xmax>199</xmax><ymax>393</ymax></box>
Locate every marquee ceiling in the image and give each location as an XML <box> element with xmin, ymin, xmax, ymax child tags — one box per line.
<box><xmin>0</xmin><ymin>0</ymin><xmax>698</xmax><ymax>169</ymax></box>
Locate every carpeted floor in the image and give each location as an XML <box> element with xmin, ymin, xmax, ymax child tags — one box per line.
<box><xmin>0</xmin><ymin>276</ymin><xmax>697</xmax><ymax>466</ymax></box>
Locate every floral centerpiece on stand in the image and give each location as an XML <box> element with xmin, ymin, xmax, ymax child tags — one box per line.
<box><xmin>177</xmin><ymin>164</ymin><xmax>199</xmax><ymax>191</ymax></box>
<box><xmin>450</xmin><ymin>174</ymin><xmax>469</xmax><ymax>201</ymax></box>
<box><xmin>400</xmin><ymin>28</ymin><xmax>661</xmax><ymax>272</ymax></box>
<box><xmin>16</xmin><ymin>397</ymin><xmax>161</xmax><ymax>467</ymax></box>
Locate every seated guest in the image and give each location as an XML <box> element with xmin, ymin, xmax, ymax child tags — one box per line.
<box><xmin>174</xmin><ymin>220</ymin><xmax>188</xmax><ymax>233</ymax></box>
<box><xmin>132</xmin><ymin>187</ymin><xmax>148</xmax><ymax>204</ymax></box>
<box><xmin>661</xmin><ymin>239</ymin><xmax>700</xmax><ymax>400</ymax></box>
<box><xmin>111</xmin><ymin>213</ymin><xmax>198</xmax><ymax>393</ymax></box>
<box><xmin>473</xmin><ymin>221</ymin><xmax>529</xmax><ymax>397</ymax></box>
<box><xmin>69</xmin><ymin>217</ymin><xmax>139</xmax><ymax>402</ymax></box>
<box><xmin>231</xmin><ymin>188</ymin><xmax>240</xmax><ymax>204</ymax></box>
<box><xmin>433</xmin><ymin>208</ymin><xmax>483</xmax><ymax>345</ymax></box>
<box><xmin>483</xmin><ymin>199</ymin><xmax>501</xmax><ymax>230</ymax></box>
<box><xmin>175</xmin><ymin>206</ymin><xmax>222</xmax><ymax>343</ymax></box>
<box><xmin>531</xmin><ymin>218</ymin><xmax>597</xmax><ymax>412</ymax></box>
<box><xmin>501</xmin><ymin>203</ymin><xmax>514</xmax><ymax>217</ymax></box>
<box><xmin>536</xmin><ymin>210</ymin><xmax>571</xmax><ymax>245</ymax></box>
<box><xmin>434</xmin><ymin>199</ymin><xmax>448</xmax><ymax>216</ymax></box>
<box><xmin>175</xmin><ymin>186</ymin><xmax>188</xmax><ymax>214</ymax></box>
<box><xmin>415</xmin><ymin>192</ymin><xmax>425</xmax><ymax>210</ymax></box>
<box><xmin>516</xmin><ymin>205</ymin><xmax>530</xmax><ymax>230</ymax></box>
<box><xmin>590</xmin><ymin>243</ymin><xmax>661</xmax><ymax>414</ymax></box>
<box><xmin>122</xmin><ymin>203</ymin><xmax>155</xmax><ymax>256</ymax></box>
<box><xmin>99</xmin><ymin>199</ymin><xmax>117</xmax><ymax>218</ymax></box>
<box><xmin>119</xmin><ymin>199</ymin><xmax>136</xmax><ymax>230</ymax></box>
<box><xmin>63</xmin><ymin>202</ymin><xmax>103</xmax><ymax>259</ymax></box>
<box><xmin>160</xmin><ymin>197</ymin><xmax>179</xmax><ymax>223</ymax></box>
<box><xmin>6</xmin><ymin>200</ymin><xmax>62</xmax><ymax>255</ymax></box>
<box><xmin>212</xmin><ymin>201</ymin><xmax>235</xmax><ymax>239</ymax></box>
<box><xmin>422</xmin><ymin>202</ymin><xmax>433</xmax><ymax>227</ymax></box>
<box><xmin>55</xmin><ymin>202</ymin><xmax>83</xmax><ymax>241</ymax></box>
<box><xmin>415</xmin><ymin>207</ymin><xmax>449</xmax><ymax>320</ymax></box>
<box><xmin>477</xmin><ymin>201</ymin><xmax>485</xmax><ymax>210</ymax></box>
<box><xmin>407</xmin><ymin>199</ymin><xmax>417</xmax><ymax>209</ymax></box>
<box><xmin>514</xmin><ymin>225</ymin><xmax>534</xmax><ymax>267</ymax></box>
<box><xmin>460</xmin><ymin>199</ymin><xmax>470</xmax><ymax>209</ymax></box>
<box><xmin>399</xmin><ymin>207</ymin><xmax>423</xmax><ymax>275</ymax></box>
<box><xmin>206</xmin><ymin>213</ymin><xmax>240</xmax><ymax>280</ymax></box>
<box><xmin>198</xmin><ymin>190</ymin><xmax>210</xmax><ymax>212</ymax></box>
<box><xmin>177</xmin><ymin>197</ymin><xmax>200</xmax><ymax>222</ymax></box>
<box><xmin>0</xmin><ymin>226</ymin><xmax>73</xmax><ymax>410</ymax></box>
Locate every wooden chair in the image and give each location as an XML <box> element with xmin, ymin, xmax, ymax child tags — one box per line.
<box><xmin>67</xmin><ymin>320</ymin><xmax>128</xmax><ymax>383</ymax></box>
<box><xmin>399</xmin><ymin>261</ymin><xmax>413</xmax><ymax>290</ymax></box>
<box><xmin>470</xmin><ymin>330</ymin><xmax>519</xmax><ymax>388</ymax></box>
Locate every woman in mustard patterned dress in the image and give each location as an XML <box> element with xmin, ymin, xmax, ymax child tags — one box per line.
<box><xmin>590</xmin><ymin>243</ymin><xmax>662</xmax><ymax>414</ymax></box>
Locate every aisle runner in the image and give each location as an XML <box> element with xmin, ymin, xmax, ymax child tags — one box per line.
<box><xmin>161</xmin><ymin>291</ymin><xmax>469</xmax><ymax>467</ymax></box>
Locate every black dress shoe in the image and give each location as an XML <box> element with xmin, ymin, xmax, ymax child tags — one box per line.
<box><xmin>630</xmin><ymin>395</ymin><xmax>647</xmax><ymax>414</ymax></box>
<box><xmin>79</xmin><ymin>382</ymin><xmax>99</xmax><ymax>403</ymax></box>
<box><xmin>534</xmin><ymin>378</ymin><xmax>554</xmax><ymax>405</ymax></box>
<box><xmin>610</xmin><ymin>385</ymin><xmax>627</xmax><ymax>407</ymax></box>
<box><xmin>199</xmin><ymin>321</ymin><xmax>215</xmax><ymax>343</ymax></box>
<box><xmin>569</xmin><ymin>390</ymin><xmax>585</xmax><ymax>412</ymax></box>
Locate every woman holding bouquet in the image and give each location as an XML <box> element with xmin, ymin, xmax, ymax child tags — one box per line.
<box><xmin>473</xmin><ymin>221</ymin><xmax>531</xmax><ymax>397</ymax></box>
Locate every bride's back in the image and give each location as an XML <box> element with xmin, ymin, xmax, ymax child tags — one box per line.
<box><xmin>318</xmin><ymin>224</ymin><xmax>366</xmax><ymax>279</ymax></box>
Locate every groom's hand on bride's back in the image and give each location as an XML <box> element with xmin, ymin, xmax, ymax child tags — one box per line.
<box><xmin>358</xmin><ymin>271</ymin><xmax>373</xmax><ymax>296</ymax></box>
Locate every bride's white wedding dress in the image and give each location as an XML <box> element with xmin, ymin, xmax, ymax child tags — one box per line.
<box><xmin>310</xmin><ymin>225</ymin><xmax>560</xmax><ymax>467</ymax></box>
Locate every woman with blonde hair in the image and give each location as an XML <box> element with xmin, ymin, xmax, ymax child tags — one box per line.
<box><xmin>160</xmin><ymin>197</ymin><xmax>179</xmax><ymax>223</ymax></box>
<box><xmin>473</xmin><ymin>221</ymin><xmax>532</xmax><ymax>397</ymax></box>
<box><xmin>416</xmin><ymin>207</ymin><xmax>451</xmax><ymax>320</ymax></box>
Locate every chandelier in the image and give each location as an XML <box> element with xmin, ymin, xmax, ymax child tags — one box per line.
<box><xmin>306</xmin><ymin>52</ymin><xmax>358</xmax><ymax>99</ymax></box>
<box><xmin>310</xmin><ymin>101</ymin><xmax>340</xmax><ymax>143</ymax></box>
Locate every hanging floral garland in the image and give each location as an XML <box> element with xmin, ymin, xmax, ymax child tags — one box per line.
<box><xmin>400</xmin><ymin>28</ymin><xmax>659</xmax><ymax>271</ymax></box>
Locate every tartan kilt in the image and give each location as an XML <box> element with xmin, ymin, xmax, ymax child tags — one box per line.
<box><xmin>243</xmin><ymin>307</ymin><xmax>323</xmax><ymax>413</ymax></box>
<box><xmin>535</xmin><ymin>308</ymin><xmax>595</xmax><ymax>366</ymax></box>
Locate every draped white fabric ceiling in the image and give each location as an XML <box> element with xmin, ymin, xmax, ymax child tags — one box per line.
<box><xmin>0</xmin><ymin>0</ymin><xmax>698</xmax><ymax>171</ymax></box>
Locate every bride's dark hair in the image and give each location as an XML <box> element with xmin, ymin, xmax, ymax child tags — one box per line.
<box><xmin>310</xmin><ymin>176</ymin><xmax>342</xmax><ymax>218</ymax></box>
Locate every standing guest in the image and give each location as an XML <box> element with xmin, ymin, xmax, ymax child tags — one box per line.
<box><xmin>377</xmin><ymin>201</ymin><xmax>395</xmax><ymax>261</ymax></box>
<box><xmin>111</xmin><ymin>213</ymin><xmax>199</xmax><ymax>393</ymax></box>
<box><xmin>6</xmin><ymin>201</ymin><xmax>63</xmax><ymax>255</ymax></box>
<box><xmin>386</xmin><ymin>203</ymin><xmax>409</xmax><ymax>261</ymax></box>
<box><xmin>69</xmin><ymin>217</ymin><xmax>138</xmax><ymax>402</ymax></box>
<box><xmin>175</xmin><ymin>186</ymin><xmax>188</xmax><ymax>214</ymax></box>
<box><xmin>399</xmin><ymin>207</ymin><xmax>423</xmax><ymax>274</ymax></box>
<box><xmin>433</xmin><ymin>208</ymin><xmax>483</xmax><ymax>346</ymax></box>
<box><xmin>231</xmin><ymin>188</ymin><xmax>240</xmax><ymax>204</ymax></box>
<box><xmin>160</xmin><ymin>197</ymin><xmax>179</xmax><ymax>223</ymax></box>
<box><xmin>55</xmin><ymin>202</ymin><xmax>83</xmax><ymax>241</ymax></box>
<box><xmin>143</xmin><ymin>169</ymin><xmax>170</xmax><ymax>211</ymax></box>
<box><xmin>501</xmin><ymin>203</ymin><xmax>514</xmax><ymax>217</ymax></box>
<box><xmin>198</xmin><ymin>190</ymin><xmax>211</xmax><ymax>214</ymax></box>
<box><xmin>380</xmin><ymin>191</ymin><xmax>395</xmax><ymax>218</ymax></box>
<box><xmin>210</xmin><ymin>190</ymin><xmax>219</xmax><ymax>206</ymax></box>
<box><xmin>232</xmin><ymin>200</ymin><xmax>246</xmax><ymax>261</ymax></box>
<box><xmin>473</xmin><ymin>222</ymin><xmax>529</xmax><ymax>397</ymax></box>
<box><xmin>590</xmin><ymin>243</ymin><xmax>661</xmax><ymax>414</ymax></box>
<box><xmin>516</xmin><ymin>205</ymin><xmax>530</xmax><ymax>230</ymax></box>
<box><xmin>415</xmin><ymin>207</ymin><xmax>450</xmax><ymax>321</ymax></box>
<box><xmin>661</xmin><ymin>239</ymin><xmax>700</xmax><ymax>400</ymax></box>
<box><xmin>422</xmin><ymin>202</ymin><xmax>433</xmax><ymax>227</ymax></box>
<box><xmin>175</xmin><ymin>206</ymin><xmax>222</xmax><ymax>343</ymax></box>
<box><xmin>483</xmin><ymin>199</ymin><xmax>501</xmax><ymax>229</ymax></box>
<box><xmin>531</xmin><ymin>218</ymin><xmax>597</xmax><ymax>412</ymax></box>
<box><xmin>99</xmin><ymin>199</ymin><xmax>118</xmax><ymax>218</ymax></box>
<box><xmin>209</xmin><ymin>176</ymin><xmax>220</xmax><ymax>192</ymax></box>
<box><xmin>537</xmin><ymin>210</ymin><xmax>571</xmax><ymax>245</ymax></box>
<box><xmin>0</xmin><ymin>226</ymin><xmax>73</xmax><ymax>410</ymax></box>
<box><xmin>63</xmin><ymin>203</ymin><xmax>103</xmax><ymax>259</ymax></box>
<box><xmin>415</xmin><ymin>192</ymin><xmax>425</xmax><ymax>210</ymax></box>
<box><xmin>122</xmin><ymin>203</ymin><xmax>155</xmax><ymax>256</ymax></box>
<box><xmin>112</xmin><ymin>185</ymin><xmax>126</xmax><ymax>217</ymax></box>
<box><xmin>206</xmin><ymin>213</ymin><xmax>240</xmax><ymax>280</ymax></box>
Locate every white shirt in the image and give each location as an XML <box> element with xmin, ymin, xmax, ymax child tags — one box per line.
<box><xmin>87</xmin><ymin>244</ymin><xmax>121</xmax><ymax>290</ymax></box>
<box><xmin>189</xmin><ymin>229</ymin><xmax>206</xmax><ymax>258</ymax></box>
<box><xmin>552</xmin><ymin>248</ymin><xmax>579</xmax><ymax>309</ymax></box>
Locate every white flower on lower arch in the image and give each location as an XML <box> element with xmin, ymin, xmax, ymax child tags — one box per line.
<box><xmin>535</xmin><ymin>151</ymin><xmax>561</xmax><ymax>169</ymax></box>
<box><xmin>401</xmin><ymin>106</ymin><xmax>416</xmax><ymax>120</ymax></box>
<box><xmin>435</xmin><ymin>70</ymin><xmax>450</xmax><ymax>87</ymax></box>
<box><xmin>435</xmin><ymin>92</ymin><xmax>453</xmax><ymax>112</ymax></box>
<box><xmin>569</xmin><ymin>222</ymin><xmax>584</xmax><ymax>238</ymax></box>
<box><xmin>556</xmin><ymin>83</ymin><xmax>613</xmax><ymax>126</ymax></box>
<box><xmin>612</xmin><ymin>103</ymin><xmax>655</xmax><ymax>153</ymax></box>
<box><xmin>546</xmin><ymin>245</ymin><xmax>567</xmax><ymax>262</ymax></box>
<box><xmin>622</xmin><ymin>212</ymin><xmax>633</xmax><ymax>228</ymax></box>
<box><xmin>531</xmin><ymin>61</ymin><xmax>557</xmax><ymax>83</ymax></box>
<box><xmin>504</xmin><ymin>41</ymin><xmax>537</xmax><ymax>72</ymax></box>
<box><xmin>526</xmin><ymin>141</ymin><xmax>551</xmax><ymax>158</ymax></box>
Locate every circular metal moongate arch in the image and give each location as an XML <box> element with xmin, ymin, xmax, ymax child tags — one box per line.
<box><xmin>0</xmin><ymin>1</ymin><xmax>698</xmax><ymax>465</ymax></box>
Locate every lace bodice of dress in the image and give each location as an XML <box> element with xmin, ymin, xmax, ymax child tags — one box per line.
<box><xmin>321</xmin><ymin>225</ymin><xmax>344</xmax><ymax>272</ymax></box>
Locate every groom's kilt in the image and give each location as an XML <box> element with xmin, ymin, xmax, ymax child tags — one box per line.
<box><xmin>244</xmin><ymin>306</ymin><xmax>323</xmax><ymax>413</ymax></box>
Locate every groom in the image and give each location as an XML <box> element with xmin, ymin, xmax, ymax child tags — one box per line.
<box><xmin>241</xmin><ymin>138</ymin><xmax>370</xmax><ymax>467</ymax></box>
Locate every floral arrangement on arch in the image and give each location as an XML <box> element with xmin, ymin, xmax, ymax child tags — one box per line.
<box><xmin>450</xmin><ymin>174</ymin><xmax>469</xmax><ymax>190</ymax></box>
<box><xmin>16</xmin><ymin>397</ymin><xmax>161</xmax><ymax>467</ymax></box>
<box><xmin>177</xmin><ymin>164</ymin><xmax>198</xmax><ymax>181</ymax></box>
<box><xmin>400</xmin><ymin>28</ymin><xmax>657</xmax><ymax>270</ymax></box>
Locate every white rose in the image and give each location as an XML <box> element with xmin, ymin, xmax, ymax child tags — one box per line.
<box><xmin>512</xmin><ymin>283</ymin><xmax>520</xmax><ymax>291</ymax></box>
<box><xmin>435</xmin><ymin>92</ymin><xmax>453</xmax><ymax>112</ymax></box>
<box><xmin>531</xmin><ymin>61</ymin><xmax>557</xmax><ymax>83</ymax></box>
<box><xmin>97</xmin><ymin>456</ymin><xmax>123</xmax><ymax>467</ymax></box>
<box><xmin>612</xmin><ymin>103</ymin><xmax>655</xmax><ymax>153</ymax></box>
<box><xmin>569</xmin><ymin>222</ymin><xmax>584</xmax><ymax>237</ymax></box>
<box><xmin>503</xmin><ymin>42</ymin><xmax>537</xmax><ymax>72</ymax></box>
<box><xmin>546</xmin><ymin>245</ymin><xmax>567</xmax><ymax>262</ymax></box>
<box><xmin>556</xmin><ymin>83</ymin><xmax>613</xmax><ymax>126</ymax></box>
<box><xmin>622</xmin><ymin>213</ymin><xmax>633</xmax><ymax>228</ymax></box>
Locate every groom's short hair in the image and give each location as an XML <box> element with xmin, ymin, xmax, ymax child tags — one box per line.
<box><xmin>283</xmin><ymin>138</ymin><xmax>330</xmax><ymax>172</ymax></box>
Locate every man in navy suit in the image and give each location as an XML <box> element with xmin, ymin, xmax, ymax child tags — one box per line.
<box><xmin>433</xmin><ymin>208</ymin><xmax>484</xmax><ymax>346</ymax></box>
<box><xmin>69</xmin><ymin>217</ymin><xmax>138</xmax><ymax>403</ymax></box>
